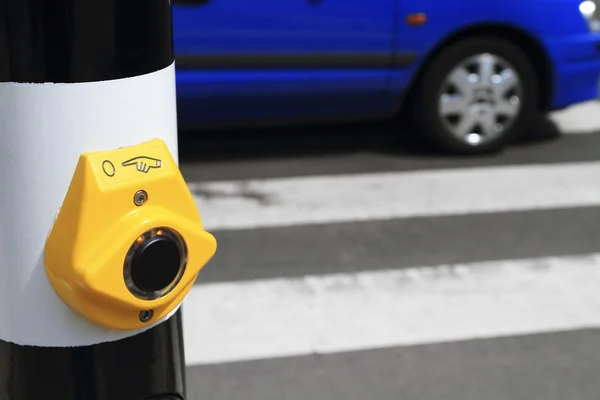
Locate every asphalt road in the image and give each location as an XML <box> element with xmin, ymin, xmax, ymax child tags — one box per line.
<box><xmin>178</xmin><ymin>103</ymin><xmax>600</xmax><ymax>400</ymax></box>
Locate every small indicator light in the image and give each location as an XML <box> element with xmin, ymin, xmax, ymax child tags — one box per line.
<box><xmin>406</xmin><ymin>13</ymin><xmax>427</xmax><ymax>26</ymax></box>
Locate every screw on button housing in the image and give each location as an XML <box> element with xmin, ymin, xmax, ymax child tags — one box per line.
<box><xmin>139</xmin><ymin>309</ymin><xmax>153</xmax><ymax>322</ymax></box>
<box><xmin>123</xmin><ymin>227</ymin><xmax>188</xmax><ymax>301</ymax></box>
<box><xmin>133</xmin><ymin>190</ymin><xmax>148</xmax><ymax>206</ymax></box>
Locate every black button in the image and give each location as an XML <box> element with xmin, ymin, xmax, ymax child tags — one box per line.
<box><xmin>131</xmin><ymin>235</ymin><xmax>182</xmax><ymax>293</ymax></box>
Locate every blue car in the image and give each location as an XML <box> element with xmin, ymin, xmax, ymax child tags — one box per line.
<box><xmin>172</xmin><ymin>0</ymin><xmax>600</xmax><ymax>154</ymax></box>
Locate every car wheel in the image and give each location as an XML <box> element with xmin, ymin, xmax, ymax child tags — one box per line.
<box><xmin>412</xmin><ymin>36</ymin><xmax>539</xmax><ymax>154</ymax></box>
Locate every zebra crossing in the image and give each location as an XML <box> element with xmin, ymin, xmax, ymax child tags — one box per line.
<box><xmin>178</xmin><ymin>102</ymin><xmax>600</xmax><ymax>399</ymax></box>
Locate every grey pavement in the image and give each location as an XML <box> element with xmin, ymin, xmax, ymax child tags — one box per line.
<box><xmin>180</xmin><ymin>108</ymin><xmax>600</xmax><ymax>400</ymax></box>
<box><xmin>187</xmin><ymin>328</ymin><xmax>600</xmax><ymax>400</ymax></box>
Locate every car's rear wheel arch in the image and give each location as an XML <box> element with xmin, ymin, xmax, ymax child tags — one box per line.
<box><xmin>401</xmin><ymin>23</ymin><xmax>553</xmax><ymax>113</ymax></box>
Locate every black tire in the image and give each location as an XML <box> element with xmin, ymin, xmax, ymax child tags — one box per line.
<box><xmin>411</xmin><ymin>36</ymin><xmax>539</xmax><ymax>155</ymax></box>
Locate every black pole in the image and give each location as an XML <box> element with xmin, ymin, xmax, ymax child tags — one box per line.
<box><xmin>0</xmin><ymin>312</ymin><xmax>187</xmax><ymax>400</ymax></box>
<box><xmin>0</xmin><ymin>0</ymin><xmax>190</xmax><ymax>399</ymax></box>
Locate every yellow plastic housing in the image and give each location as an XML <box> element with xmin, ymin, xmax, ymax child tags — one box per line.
<box><xmin>44</xmin><ymin>138</ymin><xmax>217</xmax><ymax>330</ymax></box>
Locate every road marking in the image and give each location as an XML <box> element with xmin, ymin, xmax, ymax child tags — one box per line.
<box><xmin>190</xmin><ymin>161</ymin><xmax>600</xmax><ymax>231</ymax></box>
<box><xmin>550</xmin><ymin>101</ymin><xmax>600</xmax><ymax>134</ymax></box>
<box><xmin>183</xmin><ymin>253</ymin><xmax>600</xmax><ymax>365</ymax></box>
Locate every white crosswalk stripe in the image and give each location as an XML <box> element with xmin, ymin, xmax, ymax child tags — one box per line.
<box><xmin>183</xmin><ymin>253</ymin><xmax>600</xmax><ymax>365</ymax></box>
<box><xmin>550</xmin><ymin>101</ymin><xmax>600</xmax><ymax>134</ymax></box>
<box><xmin>190</xmin><ymin>161</ymin><xmax>600</xmax><ymax>231</ymax></box>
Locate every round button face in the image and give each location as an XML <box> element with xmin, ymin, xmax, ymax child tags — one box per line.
<box><xmin>131</xmin><ymin>235</ymin><xmax>182</xmax><ymax>293</ymax></box>
<box><xmin>123</xmin><ymin>227</ymin><xmax>188</xmax><ymax>300</ymax></box>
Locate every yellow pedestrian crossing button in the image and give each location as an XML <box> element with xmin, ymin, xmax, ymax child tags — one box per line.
<box><xmin>44</xmin><ymin>138</ymin><xmax>217</xmax><ymax>330</ymax></box>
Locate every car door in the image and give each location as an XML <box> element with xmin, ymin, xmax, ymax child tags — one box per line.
<box><xmin>172</xmin><ymin>0</ymin><xmax>397</xmax><ymax>126</ymax></box>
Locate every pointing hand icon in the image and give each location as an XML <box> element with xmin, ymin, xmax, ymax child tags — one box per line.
<box><xmin>121</xmin><ymin>156</ymin><xmax>162</xmax><ymax>173</ymax></box>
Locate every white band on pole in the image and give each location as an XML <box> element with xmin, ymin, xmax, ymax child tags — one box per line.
<box><xmin>0</xmin><ymin>63</ymin><xmax>178</xmax><ymax>347</ymax></box>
